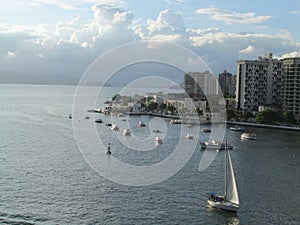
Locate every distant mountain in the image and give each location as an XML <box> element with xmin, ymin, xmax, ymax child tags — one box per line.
<box><xmin>0</xmin><ymin>71</ymin><xmax>79</xmax><ymax>85</ymax></box>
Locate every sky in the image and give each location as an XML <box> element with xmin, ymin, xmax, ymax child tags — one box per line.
<box><xmin>0</xmin><ymin>0</ymin><xmax>299</xmax><ymax>79</ymax></box>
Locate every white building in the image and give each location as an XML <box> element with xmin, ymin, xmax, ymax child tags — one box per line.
<box><xmin>184</xmin><ymin>71</ymin><xmax>219</xmax><ymax>98</ymax></box>
<box><xmin>235</xmin><ymin>53</ymin><xmax>282</xmax><ymax>112</ymax></box>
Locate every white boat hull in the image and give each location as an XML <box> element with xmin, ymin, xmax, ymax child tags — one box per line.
<box><xmin>207</xmin><ymin>200</ymin><xmax>240</xmax><ymax>212</ymax></box>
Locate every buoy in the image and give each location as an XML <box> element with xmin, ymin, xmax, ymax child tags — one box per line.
<box><xmin>107</xmin><ymin>143</ymin><xmax>111</xmax><ymax>155</ymax></box>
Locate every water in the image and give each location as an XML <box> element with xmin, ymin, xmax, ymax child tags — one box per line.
<box><xmin>0</xmin><ymin>84</ymin><xmax>299</xmax><ymax>224</ymax></box>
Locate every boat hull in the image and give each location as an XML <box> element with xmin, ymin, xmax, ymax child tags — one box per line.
<box><xmin>207</xmin><ymin>200</ymin><xmax>240</xmax><ymax>212</ymax></box>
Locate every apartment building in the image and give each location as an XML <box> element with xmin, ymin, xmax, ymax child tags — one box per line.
<box><xmin>218</xmin><ymin>70</ymin><xmax>236</xmax><ymax>96</ymax></box>
<box><xmin>184</xmin><ymin>71</ymin><xmax>218</xmax><ymax>99</ymax></box>
<box><xmin>281</xmin><ymin>57</ymin><xmax>300</xmax><ymax>121</ymax></box>
<box><xmin>235</xmin><ymin>53</ymin><xmax>282</xmax><ymax>112</ymax></box>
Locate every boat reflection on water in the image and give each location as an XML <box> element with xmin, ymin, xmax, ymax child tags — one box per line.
<box><xmin>206</xmin><ymin>205</ymin><xmax>240</xmax><ymax>225</ymax></box>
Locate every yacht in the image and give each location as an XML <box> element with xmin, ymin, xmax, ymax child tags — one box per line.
<box><xmin>123</xmin><ymin>129</ymin><xmax>131</xmax><ymax>136</ymax></box>
<box><xmin>152</xmin><ymin>129</ymin><xmax>162</xmax><ymax>133</ymax></box>
<box><xmin>202</xmin><ymin>128</ymin><xmax>211</xmax><ymax>133</ymax></box>
<box><xmin>185</xmin><ymin>134</ymin><xmax>194</xmax><ymax>140</ymax></box>
<box><xmin>230</xmin><ymin>126</ymin><xmax>245</xmax><ymax>132</ymax></box>
<box><xmin>138</xmin><ymin>121</ymin><xmax>146</xmax><ymax>127</ymax></box>
<box><xmin>154</xmin><ymin>136</ymin><xmax>162</xmax><ymax>144</ymax></box>
<box><xmin>241</xmin><ymin>132</ymin><xmax>256</xmax><ymax>140</ymax></box>
<box><xmin>111</xmin><ymin>124</ymin><xmax>119</xmax><ymax>131</ymax></box>
<box><xmin>201</xmin><ymin>140</ymin><xmax>233</xmax><ymax>150</ymax></box>
<box><xmin>207</xmin><ymin>141</ymin><xmax>240</xmax><ymax>212</ymax></box>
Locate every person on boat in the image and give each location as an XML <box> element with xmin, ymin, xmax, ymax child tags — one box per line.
<box><xmin>107</xmin><ymin>143</ymin><xmax>111</xmax><ymax>155</ymax></box>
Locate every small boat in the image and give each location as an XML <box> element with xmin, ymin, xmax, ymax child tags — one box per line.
<box><xmin>138</xmin><ymin>121</ymin><xmax>146</xmax><ymax>127</ymax></box>
<box><xmin>207</xmin><ymin>141</ymin><xmax>240</xmax><ymax>212</ymax></box>
<box><xmin>170</xmin><ymin>119</ymin><xmax>181</xmax><ymax>124</ymax></box>
<box><xmin>95</xmin><ymin>119</ymin><xmax>103</xmax><ymax>123</ymax></box>
<box><xmin>202</xmin><ymin>128</ymin><xmax>211</xmax><ymax>133</ymax></box>
<box><xmin>68</xmin><ymin>114</ymin><xmax>72</xmax><ymax>119</ymax></box>
<box><xmin>185</xmin><ymin>134</ymin><xmax>194</xmax><ymax>140</ymax></box>
<box><xmin>152</xmin><ymin>129</ymin><xmax>162</xmax><ymax>133</ymax></box>
<box><xmin>230</xmin><ymin>126</ymin><xmax>245</xmax><ymax>132</ymax></box>
<box><xmin>111</xmin><ymin>124</ymin><xmax>119</xmax><ymax>131</ymax></box>
<box><xmin>85</xmin><ymin>115</ymin><xmax>90</xmax><ymax>119</ymax></box>
<box><xmin>241</xmin><ymin>132</ymin><xmax>256</xmax><ymax>140</ymax></box>
<box><xmin>154</xmin><ymin>136</ymin><xmax>162</xmax><ymax>144</ymax></box>
<box><xmin>200</xmin><ymin>140</ymin><xmax>233</xmax><ymax>150</ymax></box>
<box><xmin>123</xmin><ymin>129</ymin><xmax>131</xmax><ymax>136</ymax></box>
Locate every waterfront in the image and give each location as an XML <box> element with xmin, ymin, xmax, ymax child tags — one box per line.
<box><xmin>0</xmin><ymin>84</ymin><xmax>299</xmax><ymax>224</ymax></box>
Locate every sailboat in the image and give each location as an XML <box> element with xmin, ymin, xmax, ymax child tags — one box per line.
<box><xmin>207</xmin><ymin>141</ymin><xmax>240</xmax><ymax>212</ymax></box>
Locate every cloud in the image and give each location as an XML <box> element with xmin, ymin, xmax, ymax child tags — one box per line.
<box><xmin>147</xmin><ymin>9</ymin><xmax>186</xmax><ymax>35</ymax></box>
<box><xmin>19</xmin><ymin>0</ymin><xmax>125</xmax><ymax>10</ymax></box>
<box><xmin>195</xmin><ymin>7</ymin><xmax>272</xmax><ymax>24</ymax></box>
<box><xmin>0</xmin><ymin>5</ymin><xmax>299</xmax><ymax>78</ymax></box>
<box><xmin>239</xmin><ymin>45</ymin><xmax>255</xmax><ymax>54</ymax></box>
<box><xmin>165</xmin><ymin>0</ymin><xmax>190</xmax><ymax>4</ymax></box>
<box><xmin>6</xmin><ymin>51</ymin><xmax>17</xmax><ymax>58</ymax></box>
<box><xmin>280</xmin><ymin>51</ymin><xmax>300</xmax><ymax>58</ymax></box>
<box><xmin>289</xmin><ymin>11</ymin><xmax>300</xmax><ymax>14</ymax></box>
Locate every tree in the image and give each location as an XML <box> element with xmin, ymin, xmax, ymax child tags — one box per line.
<box><xmin>157</xmin><ymin>103</ymin><xmax>166</xmax><ymax>112</ymax></box>
<box><xmin>282</xmin><ymin>111</ymin><xmax>296</xmax><ymax>125</ymax></box>
<box><xmin>166</xmin><ymin>105</ymin><xmax>177</xmax><ymax>114</ymax></box>
<box><xmin>243</xmin><ymin>111</ymin><xmax>253</xmax><ymax>121</ymax></box>
<box><xmin>112</xmin><ymin>93</ymin><xmax>121</xmax><ymax>101</ymax></box>
<box><xmin>256</xmin><ymin>109</ymin><xmax>280</xmax><ymax>124</ymax></box>
<box><xmin>146</xmin><ymin>102</ymin><xmax>158</xmax><ymax>112</ymax></box>
<box><xmin>196</xmin><ymin>107</ymin><xmax>203</xmax><ymax>116</ymax></box>
<box><xmin>226</xmin><ymin>109</ymin><xmax>235</xmax><ymax>120</ymax></box>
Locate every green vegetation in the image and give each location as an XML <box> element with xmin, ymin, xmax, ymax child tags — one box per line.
<box><xmin>256</xmin><ymin>110</ymin><xmax>280</xmax><ymax>124</ymax></box>
<box><xmin>255</xmin><ymin>109</ymin><xmax>297</xmax><ymax>125</ymax></box>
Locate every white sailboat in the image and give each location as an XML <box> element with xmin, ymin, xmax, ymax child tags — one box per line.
<box><xmin>207</xmin><ymin>141</ymin><xmax>240</xmax><ymax>212</ymax></box>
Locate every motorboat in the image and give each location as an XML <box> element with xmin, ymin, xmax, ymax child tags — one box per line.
<box><xmin>230</xmin><ymin>126</ymin><xmax>245</xmax><ymax>132</ymax></box>
<box><xmin>200</xmin><ymin>140</ymin><xmax>233</xmax><ymax>150</ymax></box>
<box><xmin>138</xmin><ymin>121</ymin><xmax>146</xmax><ymax>127</ymax></box>
<box><xmin>95</xmin><ymin>119</ymin><xmax>103</xmax><ymax>123</ymax></box>
<box><xmin>154</xmin><ymin>136</ymin><xmax>162</xmax><ymax>144</ymax></box>
<box><xmin>185</xmin><ymin>134</ymin><xmax>194</xmax><ymax>140</ymax></box>
<box><xmin>207</xmin><ymin>141</ymin><xmax>240</xmax><ymax>212</ymax></box>
<box><xmin>241</xmin><ymin>132</ymin><xmax>256</xmax><ymax>140</ymax></box>
<box><xmin>68</xmin><ymin>114</ymin><xmax>72</xmax><ymax>119</ymax></box>
<box><xmin>152</xmin><ymin>129</ymin><xmax>162</xmax><ymax>133</ymax></box>
<box><xmin>202</xmin><ymin>128</ymin><xmax>211</xmax><ymax>133</ymax></box>
<box><xmin>85</xmin><ymin>115</ymin><xmax>90</xmax><ymax>119</ymax></box>
<box><xmin>111</xmin><ymin>124</ymin><xmax>119</xmax><ymax>131</ymax></box>
<box><xmin>170</xmin><ymin>119</ymin><xmax>181</xmax><ymax>124</ymax></box>
<box><xmin>123</xmin><ymin>129</ymin><xmax>131</xmax><ymax>136</ymax></box>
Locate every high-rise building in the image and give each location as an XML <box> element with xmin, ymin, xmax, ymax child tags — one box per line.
<box><xmin>184</xmin><ymin>71</ymin><xmax>218</xmax><ymax>99</ymax></box>
<box><xmin>281</xmin><ymin>57</ymin><xmax>300</xmax><ymax>121</ymax></box>
<box><xmin>218</xmin><ymin>70</ymin><xmax>236</xmax><ymax>96</ymax></box>
<box><xmin>235</xmin><ymin>53</ymin><xmax>282</xmax><ymax>112</ymax></box>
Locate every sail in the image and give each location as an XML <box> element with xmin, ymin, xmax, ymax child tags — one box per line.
<box><xmin>226</xmin><ymin>150</ymin><xmax>240</xmax><ymax>205</ymax></box>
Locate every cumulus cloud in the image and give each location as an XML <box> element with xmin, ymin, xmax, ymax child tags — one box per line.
<box><xmin>195</xmin><ymin>7</ymin><xmax>272</xmax><ymax>24</ymax></box>
<box><xmin>0</xmin><ymin>4</ymin><xmax>299</xmax><ymax>78</ymax></box>
<box><xmin>280</xmin><ymin>51</ymin><xmax>300</xmax><ymax>58</ymax></box>
<box><xmin>147</xmin><ymin>9</ymin><xmax>186</xmax><ymax>35</ymax></box>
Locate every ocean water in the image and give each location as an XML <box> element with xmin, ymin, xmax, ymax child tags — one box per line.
<box><xmin>0</xmin><ymin>84</ymin><xmax>299</xmax><ymax>224</ymax></box>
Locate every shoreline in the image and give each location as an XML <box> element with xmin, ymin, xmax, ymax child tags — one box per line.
<box><xmin>226</xmin><ymin>121</ymin><xmax>300</xmax><ymax>132</ymax></box>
